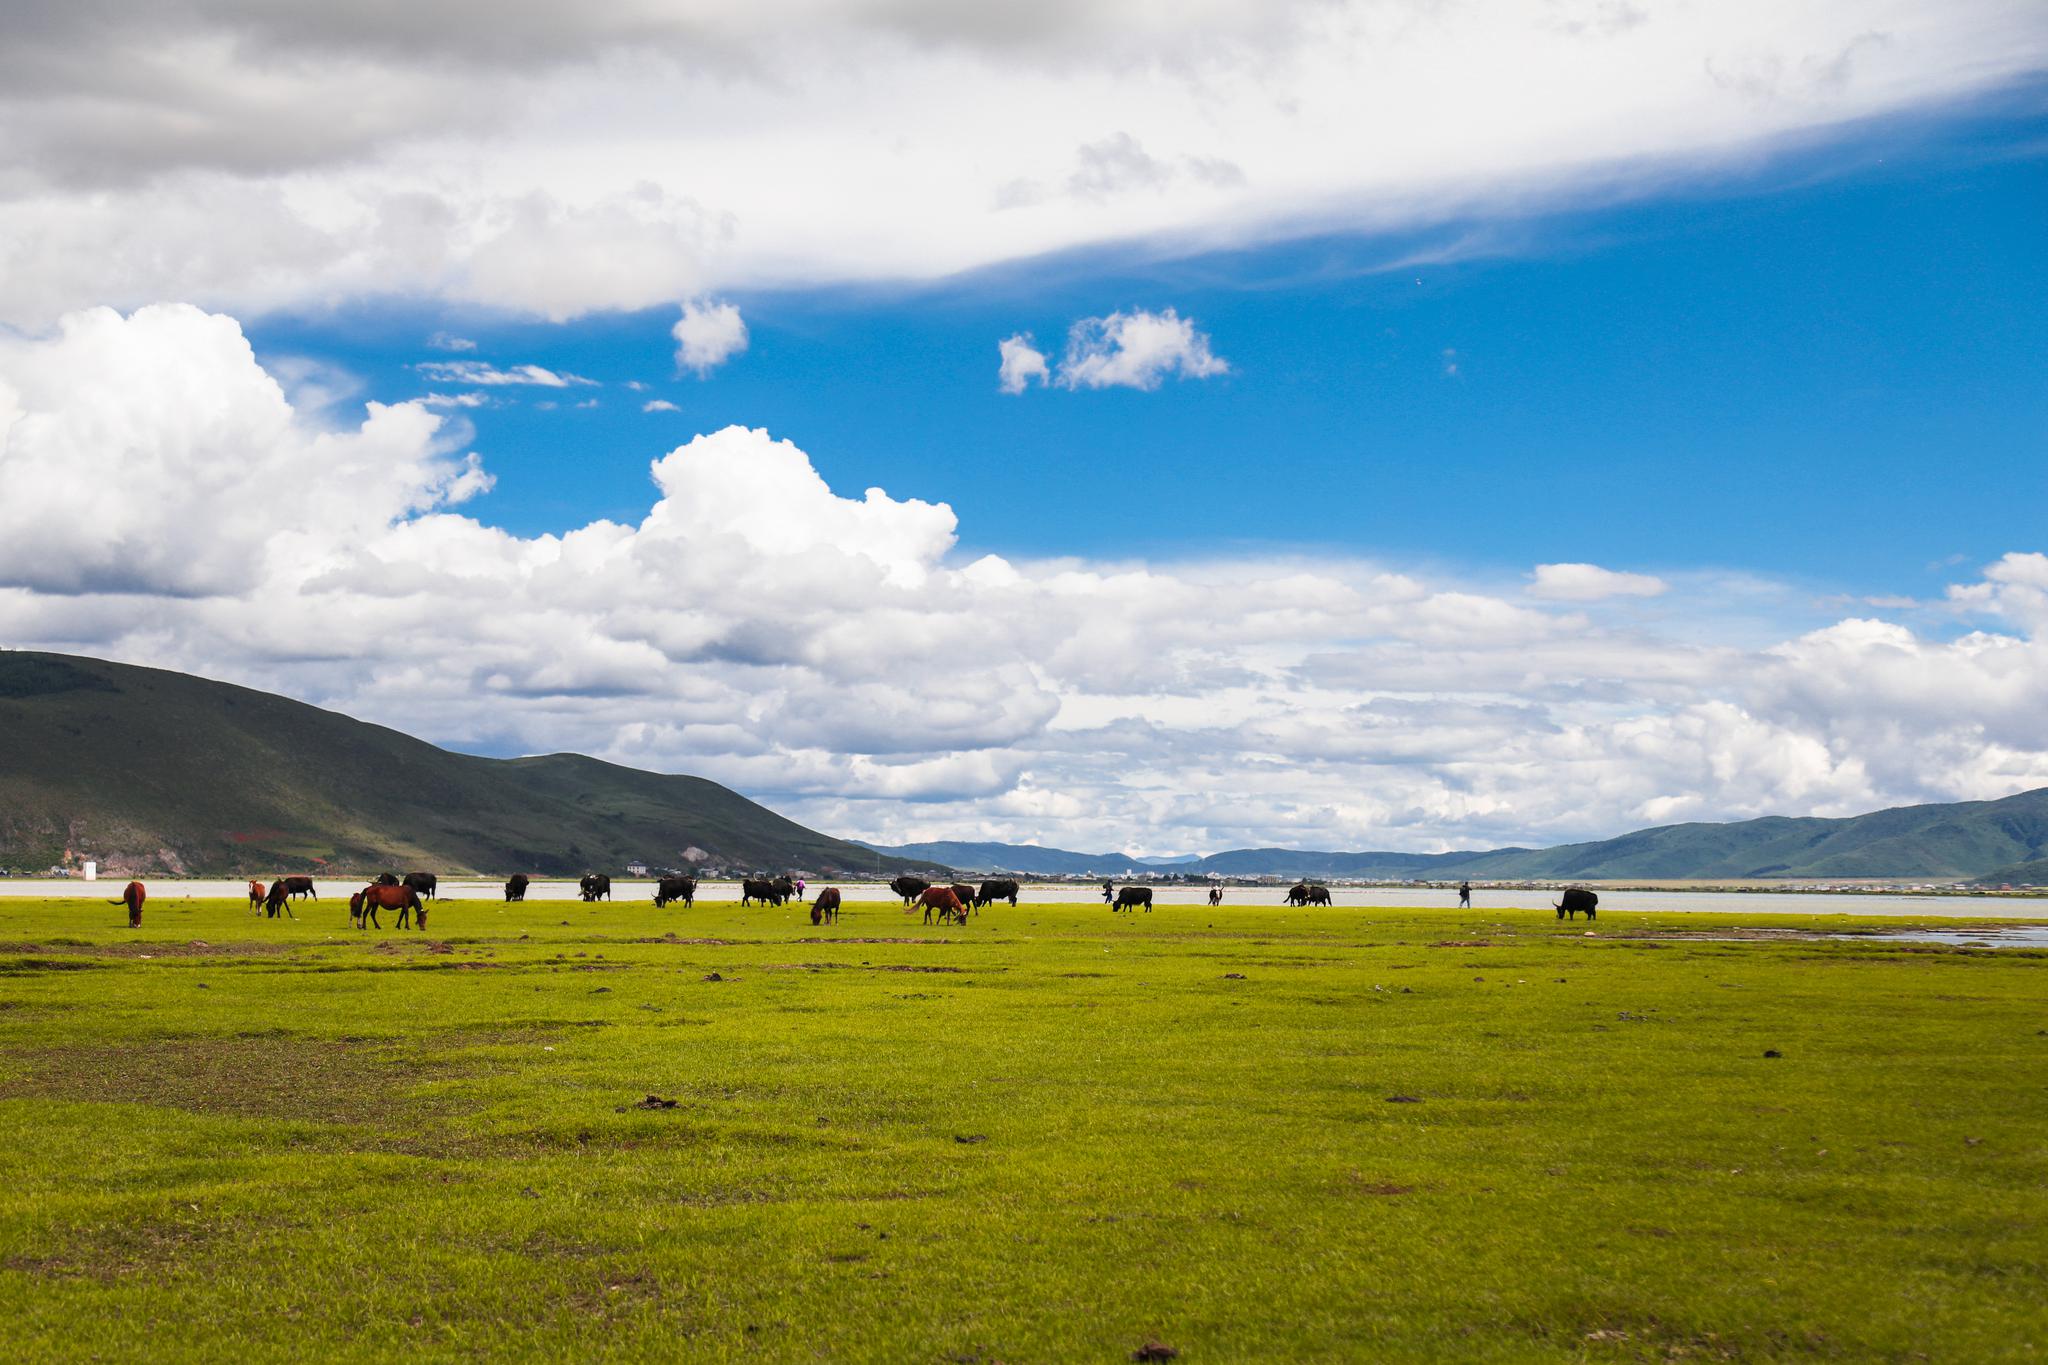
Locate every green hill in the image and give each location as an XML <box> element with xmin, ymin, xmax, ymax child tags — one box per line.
<box><xmin>0</xmin><ymin>651</ymin><xmax>936</xmax><ymax>878</ymax></box>
<box><xmin>880</xmin><ymin>793</ymin><xmax>2048</xmax><ymax>883</ymax></box>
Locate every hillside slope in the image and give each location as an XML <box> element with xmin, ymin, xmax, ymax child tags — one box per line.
<box><xmin>0</xmin><ymin>651</ymin><xmax>934</xmax><ymax>878</ymax></box>
<box><xmin>874</xmin><ymin>791</ymin><xmax>2048</xmax><ymax>883</ymax></box>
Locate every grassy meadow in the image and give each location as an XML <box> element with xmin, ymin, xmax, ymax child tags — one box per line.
<box><xmin>0</xmin><ymin>892</ymin><xmax>2044</xmax><ymax>1362</ymax></box>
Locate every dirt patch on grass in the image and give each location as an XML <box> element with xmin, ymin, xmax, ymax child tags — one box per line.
<box><xmin>0</xmin><ymin>940</ymin><xmax>302</xmax><ymax>959</ymax></box>
<box><xmin>0</xmin><ymin>1033</ymin><xmax>501</xmax><ymax>1123</ymax></box>
<box><xmin>5</xmin><ymin>1211</ymin><xmax>293</xmax><ymax>1284</ymax></box>
<box><xmin>761</xmin><ymin>962</ymin><xmax>976</xmax><ymax>974</ymax></box>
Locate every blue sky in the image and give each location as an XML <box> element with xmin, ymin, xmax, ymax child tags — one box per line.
<box><xmin>7</xmin><ymin>4</ymin><xmax>2048</xmax><ymax>853</ymax></box>
<box><xmin>250</xmin><ymin>91</ymin><xmax>2045</xmax><ymax>599</ymax></box>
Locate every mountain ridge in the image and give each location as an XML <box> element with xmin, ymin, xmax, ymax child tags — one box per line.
<box><xmin>0</xmin><ymin>650</ymin><xmax>939</xmax><ymax>878</ymax></box>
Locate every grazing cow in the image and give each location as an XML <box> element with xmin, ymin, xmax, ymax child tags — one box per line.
<box><xmin>505</xmin><ymin>873</ymin><xmax>530</xmax><ymax>902</ymax></box>
<box><xmin>263</xmin><ymin>880</ymin><xmax>298</xmax><ymax>920</ymax></box>
<box><xmin>919</xmin><ymin>886</ymin><xmax>968</xmax><ymax>925</ymax></box>
<box><xmin>356</xmin><ymin>882</ymin><xmax>427</xmax><ymax>930</ymax></box>
<box><xmin>1306</xmin><ymin>885</ymin><xmax>1333</xmax><ymax>907</ymax></box>
<box><xmin>974</xmin><ymin>878</ymin><xmax>1020</xmax><ymax>909</ymax></box>
<box><xmin>741</xmin><ymin>877</ymin><xmax>785</xmax><ymax>907</ymax></box>
<box><xmin>109</xmin><ymin>880</ymin><xmax>146</xmax><ymax>928</ymax></box>
<box><xmin>247</xmin><ymin>879</ymin><xmax>266</xmax><ymax>911</ymax></box>
<box><xmin>947</xmin><ymin>883</ymin><xmax>978</xmax><ymax>915</ymax></box>
<box><xmin>773</xmin><ymin>875</ymin><xmax>798</xmax><ymax>902</ymax></box>
<box><xmin>1110</xmin><ymin>886</ymin><xmax>1154</xmax><ymax>914</ymax></box>
<box><xmin>1208</xmin><ymin>887</ymin><xmax>1223</xmax><ymax>906</ymax></box>
<box><xmin>812</xmin><ymin>887</ymin><xmax>842</xmax><ymax>925</ymax></box>
<box><xmin>1555</xmin><ymin>888</ymin><xmax>1599</xmax><ymax>921</ymax></box>
<box><xmin>579</xmin><ymin>873</ymin><xmax>611</xmax><ymax>902</ymax></box>
<box><xmin>890</xmin><ymin>875</ymin><xmax>930</xmax><ymax>906</ymax></box>
<box><xmin>654</xmin><ymin>876</ymin><xmax>697</xmax><ymax>909</ymax></box>
<box><xmin>403</xmin><ymin>872</ymin><xmax>437</xmax><ymax>901</ymax></box>
<box><xmin>1285</xmin><ymin>882</ymin><xmax>1311</xmax><ymax>907</ymax></box>
<box><xmin>280</xmin><ymin>875</ymin><xmax>318</xmax><ymax>902</ymax></box>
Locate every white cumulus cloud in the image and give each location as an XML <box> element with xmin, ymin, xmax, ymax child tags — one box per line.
<box><xmin>6</xmin><ymin>303</ymin><xmax>2048</xmax><ymax>853</ymax></box>
<box><xmin>1002</xmin><ymin>309</ymin><xmax>1229</xmax><ymax>393</ymax></box>
<box><xmin>672</xmin><ymin>299</ymin><xmax>749</xmax><ymax>376</ymax></box>
<box><xmin>1528</xmin><ymin>562</ymin><xmax>1670</xmax><ymax>601</ymax></box>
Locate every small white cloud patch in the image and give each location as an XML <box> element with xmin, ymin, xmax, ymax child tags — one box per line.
<box><xmin>997</xmin><ymin>334</ymin><xmax>1050</xmax><ymax>394</ymax></box>
<box><xmin>642</xmin><ymin>399</ymin><xmax>681</xmax><ymax>413</ymax></box>
<box><xmin>999</xmin><ymin>308</ymin><xmax>1228</xmax><ymax>394</ymax></box>
<box><xmin>1528</xmin><ymin>563</ymin><xmax>1670</xmax><ymax>601</ymax></box>
<box><xmin>672</xmin><ymin>299</ymin><xmax>748</xmax><ymax>376</ymax></box>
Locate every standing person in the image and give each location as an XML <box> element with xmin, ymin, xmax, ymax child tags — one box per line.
<box><xmin>1101</xmin><ymin>878</ymin><xmax>1114</xmax><ymax>903</ymax></box>
<box><xmin>1457</xmin><ymin>881</ymin><xmax>1472</xmax><ymax>909</ymax></box>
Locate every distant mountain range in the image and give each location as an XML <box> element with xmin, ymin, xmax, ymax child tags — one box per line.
<box><xmin>865</xmin><ymin>787</ymin><xmax>2048</xmax><ymax>884</ymax></box>
<box><xmin>0</xmin><ymin>651</ymin><xmax>932</xmax><ymax>878</ymax></box>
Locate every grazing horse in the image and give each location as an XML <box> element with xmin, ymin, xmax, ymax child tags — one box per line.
<box><xmin>403</xmin><ymin>872</ymin><xmax>437</xmax><ymax>901</ymax></box>
<box><xmin>1285</xmin><ymin>882</ymin><xmax>1310</xmax><ymax>907</ymax></box>
<box><xmin>890</xmin><ymin>875</ymin><xmax>930</xmax><ymax>906</ymax></box>
<box><xmin>1555</xmin><ymin>888</ymin><xmax>1599</xmax><ymax>921</ymax></box>
<box><xmin>263</xmin><ymin>880</ymin><xmax>298</xmax><ymax>920</ymax></box>
<box><xmin>247</xmin><ymin>879</ymin><xmax>266</xmax><ymax>911</ymax></box>
<box><xmin>654</xmin><ymin>876</ymin><xmax>697</xmax><ymax>909</ymax></box>
<box><xmin>741</xmin><ymin>877</ymin><xmax>785</xmax><ymax>907</ymax></box>
<box><xmin>1207</xmin><ymin>887</ymin><xmax>1223</xmax><ymax>906</ymax></box>
<box><xmin>579</xmin><ymin>873</ymin><xmax>611</xmax><ymax>902</ymax></box>
<box><xmin>504</xmin><ymin>873</ymin><xmax>529</xmax><ymax>902</ymax></box>
<box><xmin>948</xmin><ymin>883</ymin><xmax>978</xmax><ymax>916</ymax></box>
<box><xmin>974</xmin><ymin>879</ymin><xmax>1020</xmax><ymax>909</ymax></box>
<box><xmin>110</xmin><ymin>880</ymin><xmax>146</xmax><ymax>928</ymax></box>
<box><xmin>811</xmin><ymin>888</ymin><xmax>842</xmax><ymax>925</ymax></box>
<box><xmin>356</xmin><ymin>882</ymin><xmax>426</xmax><ymax>930</ymax></box>
<box><xmin>919</xmin><ymin>886</ymin><xmax>968</xmax><ymax>925</ymax></box>
<box><xmin>348</xmin><ymin>890</ymin><xmax>365</xmax><ymax>925</ymax></box>
<box><xmin>1109</xmin><ymin>886</ymin><xmax>1154</xmax><ymax>913</ymax></box>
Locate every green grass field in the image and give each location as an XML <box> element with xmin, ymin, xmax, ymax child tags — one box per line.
<box><xmin>1</xmin><ymin>894</ymin><xmax>2043</xmax><ymax>1362</ymax></box>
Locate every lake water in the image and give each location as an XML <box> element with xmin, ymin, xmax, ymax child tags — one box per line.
<box><xmin>2</xmin><ymin>877</ymin><xmax>2043</xmax><ymax>919</ymax></box>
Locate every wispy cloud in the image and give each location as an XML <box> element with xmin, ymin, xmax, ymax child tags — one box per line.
<box><xmin>414</xmin><ymin>361</ymin><xmax>596</xmax><ymax>388</ymax></box>
<box><xmin>642</xmin><ymin>399</ymin><xmax>681</xmax><ymax>413</ymax></box>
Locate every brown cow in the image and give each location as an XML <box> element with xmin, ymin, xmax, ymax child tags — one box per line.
<box><xmin>811</xmin><ymin>888</ymin><xmax>842</xmax><ymax>925</ymax></box>
<box><xmin>919</xmin><ymin>886</ymin><xmax>967</xmax><ymax>925</ymax></box>
<box><xmin>355</xmin><ymin>882</ymin><xmax>427</xmax><ymax>930</ymax></box>
<box><xmin>947</xmin><ymin>883</ymin><xmax>978</xmax><ymax>916</ymax></box>
<box><xmin>109</xmin><ymin>880</ymin><xmax>146</xmax><ymax>928</ymax></box>
<box><xmin>247</xmin><ymin>878</ymin><xmax>266</xmax><ymax>911</ymax></box>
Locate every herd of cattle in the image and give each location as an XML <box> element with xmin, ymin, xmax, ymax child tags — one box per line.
<box><xmin>104</xmin><ymin>873</ymin><xmax>1601</xmax><ymax>928</ymax></box>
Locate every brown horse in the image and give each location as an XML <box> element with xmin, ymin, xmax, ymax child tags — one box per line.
<box><xmin>109</xmin><ymin>881</ymin><xmax>146</xmax><ymax>928</ymax></box>
<box><xmin>355</xmin><ymin>882</ymin><xmax>426</xmax><ymax>930</ymax></box>
<box><xmin>262</xmin><ymin>880</ymin><xmax>297</xmax><ymax>920</ymax></box>
<box><xmin>919</xmin><ymin>886</ymin><xmax>967</xmax><ymax>925</ymax></box>
<box><xmin>811</xmin><ymin>888</ymin><xmax>842</xmax><ymax>925</ymax></box>
<box><xmin>247</xmin><ymin>878</ymin><xmax>266</xmax><ymax>911</ymax></box>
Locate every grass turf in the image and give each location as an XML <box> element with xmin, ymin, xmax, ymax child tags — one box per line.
<box><xmin>0</xmin><ymin>894</ymin><xmax>2043</xmax><ymax>1362</ymax></box>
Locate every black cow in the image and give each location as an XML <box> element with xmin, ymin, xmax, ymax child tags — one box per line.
<box><xmin>1109</xmin><ymin>885</ymin><xmax>1153</xmax><ymax>913</ymax></box>
<box><xmin>280</xmin><ymin>875</ymin><xmax>318</xmax><ymax>902</ymax></box>
<box><xmin>741</xmin><ymin>877</ymin><xmax>784</xmax><ymax>907</ymax></box>
<box><xmin>505</xmin><ymin>873</ymin><xmax>530</xmax><ymax>902</ymax></box>
<box><xmin>373</xmin><ymin>873</ymin><xmax>400</xmax><ymax>887</ymax></box>
<box><xmin>974</xmin><ymin>878</ymin><xmax>1020</xmax><ymax>909</ymax></box>
<box><xmin>404</xmin><ymin>872</ymin><xmax>437</xmax><ymax>901</ymax></box>
<box><xmin>773</xmin><ymin>875</ymin><xmax>798</xmax><ymax>902</ymax></box>
<box><xmin>1285</xmin><ymin>882</ymin><xmax>1310</xmax><ymax>907</ymax></box>
<box><xmin>654</xmin><ymin>876</ymin><xmax>697</xmax><ymax>909</ymax></box>
<box><xmin>579</xmin><ymin>873</ymin><xmax>612</xmax><ymax>902</ymax></box>
<box><xmin>890</xmin><ymin>875</ymin><xmax>930</xmax><ymax>906</ymax></box>
<box><xmin>1306</xmin><ymin>885</ymin><xmax>1332</xmax><ymax>907</ymax></box>
<box><xmin>1207</xmin><ymin>887</ymin><xmax>1223</xmax><ymax>906</ymax></box>
<box><xmin>1555</xmin><ymin>888</ymin><xmax>1599</xmax><ymax>921</ymax></box>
